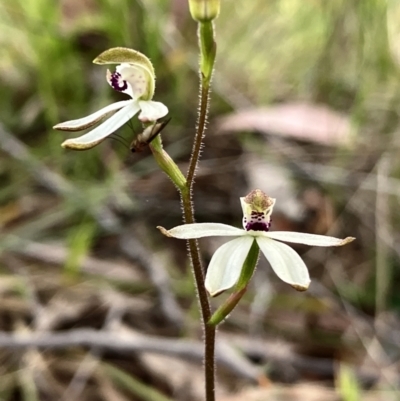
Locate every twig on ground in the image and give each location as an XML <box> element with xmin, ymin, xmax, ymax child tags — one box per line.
<box><xmin>119</xmin><ymin>229</ymin><xmax>185</xmax><ymax>330</ymax></box>
<box><xmin>61</xmin><ymin>296</ymin><xmax>128</xmax><ymax>401</ymax></box>
<box><xmin>228</xmin><ymin>336</ymin><xmax>380</xmax><ymax>387</ymax></box>
<box><xmin>0</xmin><ymin>329</ymin><xmax>260</xmax><ymax>382</ymax></box>
<box><xmin>11</xmin><ymin>238</ymin><xmax>141</xmax><ymax>282</ymax></box>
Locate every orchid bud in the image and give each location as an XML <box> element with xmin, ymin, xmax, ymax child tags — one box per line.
<box><xmin>188</xmin><ymin>0</ymin><xmax>220</xmax><ymax>22</ymax></box>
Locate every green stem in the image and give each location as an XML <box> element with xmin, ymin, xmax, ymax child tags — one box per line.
<box><xmin>149</xmin><ymin>135</ymin><xmax>186</xmax><ymax>191</ymax></box>
<box><xmin>199</xmin><ymin>21</ymin><xmax>216</xmax><ymax>82</ymax></box>
<box><xmin>208</xmin><ymin>287</ymin><xmax>247</xmax><ymax>326</ymax></box>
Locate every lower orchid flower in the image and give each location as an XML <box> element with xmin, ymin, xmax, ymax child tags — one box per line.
<box><xmin>158</xmin><ymin>189</ymin><xmax>355</xmax><ymax>297</ymax></box>
<box><xmin>53</xmin><ymin>47</ymin><xmax>168</xmax><ymax>150</ymax></box>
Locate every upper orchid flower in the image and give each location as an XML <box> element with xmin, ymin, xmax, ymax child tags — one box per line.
<box><xmin>158</xmin><ymin>189</ymin><xmax>355</xmax><ymax>297</ymax></box>
<box><xmin>53</xmin><ymin>47</ymin><xmax>168</xmax><ymax>150</ymax></box>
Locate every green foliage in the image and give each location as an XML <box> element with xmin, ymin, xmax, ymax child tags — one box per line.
<box><xmin>337</xmin><ymin>363</ymin><xmax>361</xmax><ymax>401</ymax></box>
<box><xmin>65</xmin><ymin>220</ymin><xmax>96</xmax><ymax>279</ymax></box>
<box><xmin>104</xmin><ymin>363</ymin><xmax>174</xmax><ymax>401</ymax></box>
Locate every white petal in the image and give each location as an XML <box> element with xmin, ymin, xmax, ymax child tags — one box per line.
<box><xmin>53</xmin><ymin>100</ymin><xmax>133</xmax><ymax>132</ymax></box>
<box><xmin>205</xmin><ymin>236</ymin><xmax>255</xmax><ymax>296</ymax></box>
<box><xmin>262</xmin><ymin>231</ymin><xmax>355</xmax><ymax>247</ymax></box>
<box><xmin>138</xmin><ymin>100</ymin><xmax>168</xmax><ymax>122</ymax></box>
<box><xmin>157</xmin><ymin>223</ymin><xmax>246</xmax><ymax>239</ymax></box>
<box><xmin>256</xmin><ymin>237</ymin><xmax>311</xmax><ymax>291</ymax></box>
<box><xmin>61</xmin><ymin>102</ymin><xmax>140</xmax><ymax>150</ymax></box>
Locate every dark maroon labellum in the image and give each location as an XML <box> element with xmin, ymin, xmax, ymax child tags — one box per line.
<box><xmin>110</xmin><ymin>72</ymin><xmax>128</xmax><ymax>92</ymax></box>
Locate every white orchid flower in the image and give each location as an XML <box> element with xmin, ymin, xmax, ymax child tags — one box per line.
<box><xmin>53</xmin><ymin>47</ymin><xmax>168</xmax><ymax>150</ymax></box>
<box><xmin>158</xmin><ymin>189</ymin><xmax>355</xmax><ymax>297</ymax></box>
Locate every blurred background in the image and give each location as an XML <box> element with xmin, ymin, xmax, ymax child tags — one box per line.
<box><xmin>0</xmin><ymin>0</ymin><xmax>399</xmax><ymax>400</ymax></box>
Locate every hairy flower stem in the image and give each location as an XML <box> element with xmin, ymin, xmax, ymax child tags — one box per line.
<box><xmin>181</xmin><ymin>195</ymin><xmax>215</xmax><ymax>401</ymax></box>
<box><xmin>180</xmin><ymin>81</ymin><xmax>215</xmax><ymax>401</ymax></box>
<box><xmin>186</xmin><ymin>83</ymin><xmax>210</xmax><ymax>185</ymax></box>
<box><xmin>151</xmin><ymin>19</ymin><xmax>216</xmax><ymax>401</ymax></box>
<box><xmin>181</xmin><ymin>22</ymin><xmax>216</xmax><ymax>401</ymax></box>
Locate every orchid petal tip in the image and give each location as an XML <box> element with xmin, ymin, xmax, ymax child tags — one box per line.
<box><xmin>61</xmin><ymin>140</ymin><xmax>83</xmax><ymax>150</ymax></box>
<box><xmin>157</xmin><ymin>226</ymin><xmax>172</xmax><ymax>237</ymax></box>
<box><xmin>208</xmin><ymin>289</ymin><xmax>226</xmax><ymax>297</ymax></box>
<box><xmin>291</xmin><ymin>282</ymin><xmax>310</xmax><ymax>292</ymax></box>
<box><xmin>338</xmin><ymin>236</ymin><xmax>356</xmax><ymax>246</ymax></box>
<box><xmin>61</xmin><ymin>140</ymin><xmax>72</xmax><ymax>149</ymax></box>
<box><xmin>53</xmin><ymin>123</ymin><xmax>71</xmax><ymax>131</ymax></box>
<box><xmin>61</xmin><ymin>139</ymin><xmax>101</xmax><ymax>151</ymax></box>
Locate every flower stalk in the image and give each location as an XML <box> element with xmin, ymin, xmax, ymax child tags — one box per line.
<box><xmin>208</xmin><ymin>287</ymin><xmax>247</xmax><ymax>326</ymax></box>
<box><xmin>149</xmin><ymin>135</ymin><xmax>187</xmax><ymax>192</ymax></box>
<box><xmin>199</xmin><ymin>21</ymin><xmax>216</xmax><ymax>83</ymax></box>
<box><xmin>177</xmin><ymin>9</ymin><xmax>219</xmax><ymax>401</ymax></box>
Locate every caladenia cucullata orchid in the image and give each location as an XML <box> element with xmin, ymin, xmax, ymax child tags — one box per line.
<box><xmin>54</xmin><ymin>47</ymin><xmax>168</xmax><ymax>150</ymax></box>
<box><xmin>52</xmin><ymin>2</ymin><xmax>355</xmax><ymax>398</ymax></box>
<box><xmin>158</xmin><ymin>189</ymin><xmax>355</xmax><ymax>325</ymax></box>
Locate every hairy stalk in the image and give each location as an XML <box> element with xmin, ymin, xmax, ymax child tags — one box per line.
<box><xmin>186</xmin><ymin>82</ymin><xmax>210</xmax><ymax>186</ymax></box>
<box><xmin>152</xmin><ymin>16</ymin><xmax>217</xmax><ymax>400</ymax></box>
<box><xmin>181</xmin><ymin>25</ymin><xmax>216</xmax><ymax>401</ymax></box>
<box><xmin>150</xmin><ymin>102</ymin><xmax>215</xmax><ymax>398</ymax></box>
<box><xmin>180</xmin><ymin>79</ymin><xmax>215</xmax><ymax>400</ymax></box>
<box><xmin>181</xmin><ymin>196</ymin><xmax>215</xmax><ymax>401</ymax></box>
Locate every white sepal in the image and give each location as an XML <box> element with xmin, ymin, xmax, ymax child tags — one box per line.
<box><xmin>263</xmin><ymin>231</ymin><xmax>355</xmax><ymax>247</ymax></box>
<box><xmin>256</xmin><ymin>236</ymin><xmax>311</xmax><ymax>291</ymax></box>
<box><xmin>158</xmin><ymin>223</ymin><xmax>246</xmax><ymax>239</ymax></box>
<box><xmin>138</xmin><ymin>100</ymin><xmax>169</xmax><ymax>122</ymax></box>
<box><xmin>53</xmin><ymin>100</ymin><xmax>133</xmax><ymax>132</ymax></box>
<box><xmin>61</xmin><ymin>102</ymin><xmax>140</xmax><ymax>150</ymax></box>
<box><xmin>205</xmin><ymin>236</ymin><xmax>254</xmax><ymax>297</ymax></box>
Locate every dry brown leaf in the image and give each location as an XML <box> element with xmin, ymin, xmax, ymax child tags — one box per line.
<box><xmin>219</xmin><ymin>383</ymin><xmax>339</xmax><ymax>401</ymax></box>
<box><xmin>218</xmin><ymin>103</ymin><xmax>353</xmax><ymax>146</ymax></box>
<box><xmin>140</xmin><ymin>353</ymin><xmax>218</xmax><ymax>401</ymax></box>
<box><xmin>220</xmin><ymin>383</ymin><xmax>396</xmax><ymax>401</ymax></box>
